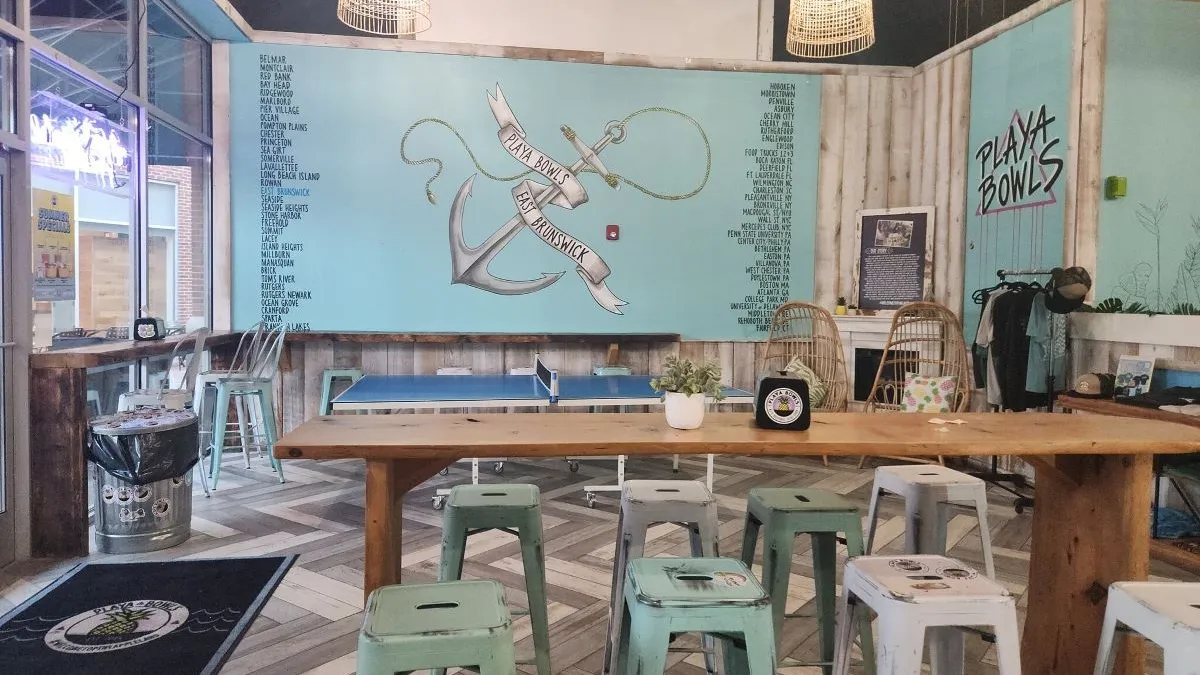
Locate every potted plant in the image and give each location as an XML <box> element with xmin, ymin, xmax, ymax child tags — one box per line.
<box><xmin>650</xmin><ymin>356</ymin><xmax>726</xmax><ymax>430</ymax></box>
<box><xmin>847</xmin><ymin>303</ymin><xmax>859</xmax><ymax>316</ymax></box>
<box><xmin>835</xmin><ymin>297</ymin><xmax>848</xmax><ymax>315</ymax></box>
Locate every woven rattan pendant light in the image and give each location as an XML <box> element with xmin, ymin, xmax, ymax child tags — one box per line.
<box><xmin>336</xmin><ymin>0</ymin><xmax>432</xmax><ymax>36</ymax></box>
<box><xmin>786</xmin><ymin>0</ymin><xmax>876</xmax><ymax>59</ymax></box>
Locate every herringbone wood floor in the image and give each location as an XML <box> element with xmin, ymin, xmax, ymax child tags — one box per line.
<box><xmin>3</xmin><ymin>453</ymin><xmax>1195</xmax><ymax>674</ymax></box>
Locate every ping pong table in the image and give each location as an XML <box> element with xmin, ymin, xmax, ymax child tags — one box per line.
<box><xmin>331</xmin><ymin>358</ymin><xmax>754</xmax><ymax>506</ymax></box>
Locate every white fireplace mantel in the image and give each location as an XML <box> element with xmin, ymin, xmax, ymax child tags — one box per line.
<box><xmin>832</xmin><ymin>315</ymin><xmax>895</xmax><ymax>401</ymax></box>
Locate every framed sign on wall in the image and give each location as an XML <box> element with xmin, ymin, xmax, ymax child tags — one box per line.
<box><xmin>851</xmin><ymin>206</ymin><xmax>934</xmax><ymax>312</ymax></box>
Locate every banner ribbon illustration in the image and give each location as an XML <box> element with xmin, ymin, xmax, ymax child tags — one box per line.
<box><xmin>489</xmin><ymin>89</ymin><xmax>627</xmax><ymax>313</ymax></box>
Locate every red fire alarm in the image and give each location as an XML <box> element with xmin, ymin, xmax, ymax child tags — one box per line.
<box><xmin>606</xmin><ymin>224</ymin><xmax>620</xmax><ymax>241</ymax></box>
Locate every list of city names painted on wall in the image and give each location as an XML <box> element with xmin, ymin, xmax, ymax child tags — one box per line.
<box><xmin>728</xmin><ymin>82</ymin><xmax>797</xmax><ymax>332</ymax></box>
<box><xmin>259</xmin><ymin>53</ymin><xmax>317</xmax><ymax>331</ymax></box>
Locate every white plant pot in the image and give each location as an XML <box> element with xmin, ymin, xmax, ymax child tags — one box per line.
<box><xmin>664</xmin><ymin>391</ymin><xmax>706</xmax><ymax>430</ymax></box>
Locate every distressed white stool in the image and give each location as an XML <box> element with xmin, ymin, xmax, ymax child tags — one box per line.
<box><xmin>1094</xmin><ymin>582</ymin><xmax>1200</xmax><ymax>675</ymax></box>
<box><xmin>602</xmin><ymin>479</ymin><xmax>721</xmax><ymax>675</ymax></box>
<box><xmin>833</xmin><ymin>555</ymin><xmax>1021</xmax><ymax>675</ymax></box>
<box><xmin>865</xmin><ymin>464</ymin><xmax>996</xmax><ymax>578</ymax></box>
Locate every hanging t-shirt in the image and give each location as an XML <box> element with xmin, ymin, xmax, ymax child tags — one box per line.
<box><xmin>976</xmin><ymin>289</ymin><xmax>1009</xmax><ymax>407</ymax></box>
<box><xmin>1025</xmin><ymin>293</ymin><xmax>1067</xmax><ymax>394</ymax></box>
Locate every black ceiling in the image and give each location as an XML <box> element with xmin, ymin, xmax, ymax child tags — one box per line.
<box><xmin>229</xmin><ymin>0</ymin><xmax>1039</xmax><ymax>68</ymax></box>
<box><xmin>772</xmin><ymin>0</ymin><xmax>1040</xmax><ymax>67</ymax></box>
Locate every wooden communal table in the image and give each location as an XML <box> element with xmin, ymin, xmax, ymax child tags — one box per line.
<box><xmin>275</xmin><ymin>411</ymin><xmax>1200</xmax><ymax>675</ymax></box>
<box><xmin>29</xmin><ymin>331</ymin><xmax>243</xmax><ymax>557</ymax></box>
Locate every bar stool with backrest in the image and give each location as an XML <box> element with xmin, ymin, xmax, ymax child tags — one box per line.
<box><xmin>833</xmin><ymin>555</ymin><xmax>1021</xmax><ymax>675</ymax></box>
<box><xmin>193</xmin><ymin>321</ymin><xmax>265</xmax><ymax>462</ymax></box>
<box><xmin>318</xmin><ymin>367</ymin><xmax>364</xmax><ymax>415</ymax></box>
<box><xmin>206</xmin><ymin>325</ymin><xmax>287</xmax><ymax>488</ymax></box>
<box><xmin>1093</xmin><ymin>581</ymin><xmax>1200</xmax><ymax>675</ymax></box>
<box><xmin>117</xmin><ymin>328</ymin><xmax>211</xmax><ymax>494</ymax></box>
<box><xmin>761</xmin><ymin>301</ymin><xmax>851</xmax><ymax>467</ymax></box>
<box><xmin>603</xmin><ymin>479</ymin><xmax>722</xmax><ymax>675</ymax></box>
<box><xmin>119</xmin><ymin>328</ymin><xmax>210</xmax><ymax>412</ymax></box>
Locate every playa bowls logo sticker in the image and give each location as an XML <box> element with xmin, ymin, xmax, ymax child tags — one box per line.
<box><xmin>44</xmin><ymin>600</ymin><xmax>188</xmax><ymax>653</ymax></box>
<box><xmin>764</xmin><ymin>387</ymin><xmax>804</xmax><ymax>425</ymax></box>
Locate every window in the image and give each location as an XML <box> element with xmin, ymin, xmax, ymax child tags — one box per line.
<box><xmin>30</xmin><ymin>57</ymin><xmax>137</xmax><ymax>349</ymax></box>
<box><xmin>148</xmin><ymin>118</ymin><xmax>209</xmax><ymax>330</ymax></box>
<box><xmin>31</xmin><ymin>0</ymin><xmax>132</xmax><ymax>89</ymax></box>
<box><xmin>147</xmin><ymin>0</ymin><xmax>208</xmax><ymax>131</ymax></box>
<box><xmin>0</xmin><ymin>38</ymin><xmax>12</xmax><ymax>132</ymax></box>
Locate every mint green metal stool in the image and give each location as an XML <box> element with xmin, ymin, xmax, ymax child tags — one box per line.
<box><xmin>615</xmin><ymin>557</ymin><xmax>777</xmax><ymax>675</ymax></box>
<box><xmin>437</xmin><ymin>484</ymin><xmax>550</xmax><ymax>675</ymax></box>
<box><xmin>358</xmin><ymin>580</ymin><xmax>516</xmax><ymax>675</ymax></box>
<box><xmin>739</xmin><ymin>487</ymin><xmax>875</xmax><ymax>675</ymax></box>
<box><xmin>319</xmin><ymin>368</ymin><xmax>364</xmax><ymax>415</ymax></box>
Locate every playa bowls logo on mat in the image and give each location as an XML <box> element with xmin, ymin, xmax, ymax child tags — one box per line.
<box><xmin>44</xmin><ymin>600</ymin><xmax>189</xmax><ymax>653</ymax></box>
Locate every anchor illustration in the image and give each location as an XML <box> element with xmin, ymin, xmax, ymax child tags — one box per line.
<box><xmin>448</xmin><ymin>86</ymin><xmax>628</xmax><ymax>313</ymax></box>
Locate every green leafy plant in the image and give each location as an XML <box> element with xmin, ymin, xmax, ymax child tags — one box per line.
<box><xmin>836</xmin><ymin>296</ymin><xmax>847</xmax><ymax>306</ymax></box>
<box><xmin>650</xmin><ymin>357</ymin><xmax>726</xmax><ymax>400</ymax></box>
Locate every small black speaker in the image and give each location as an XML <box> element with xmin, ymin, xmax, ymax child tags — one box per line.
<box><xmin>754</xmin><ymin>372</ymin><xmax>811</xmax><ymax>431</ymax></box>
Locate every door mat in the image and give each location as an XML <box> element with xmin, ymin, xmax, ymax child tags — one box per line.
<box><xmin>0</xmin><ymin>555</ymin><xmax>295</xmax><ymax>674</ymax></box>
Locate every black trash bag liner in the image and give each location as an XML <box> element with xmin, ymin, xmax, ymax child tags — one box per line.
<box><xmin>87</xmin><ymin>408</ymin><xmax>199</xmax><ymax>485</ymax></box>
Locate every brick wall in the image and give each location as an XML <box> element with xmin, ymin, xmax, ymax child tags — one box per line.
<box><xmin>147</xmin><ymin>162</ymin><xmax>207</xmax><ymax>325</ymax></box>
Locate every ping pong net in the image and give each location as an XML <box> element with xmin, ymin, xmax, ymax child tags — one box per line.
<box><xmin>534</xmin><ymin>354</ymin><xmax>560</xmax><ymax>400</ymax></box>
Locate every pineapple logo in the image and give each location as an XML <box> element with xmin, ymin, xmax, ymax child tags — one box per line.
<box><xmin>44</xmin><ymin>600</ymin><xmax>188</xmax><ymax>653</ymax></box>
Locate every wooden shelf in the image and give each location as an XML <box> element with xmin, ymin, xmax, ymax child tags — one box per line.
<box><xmin>30</xmin><ymin>331</ymin><xmax>243</xmax><ymax>369</ymax></box>
<box><xmin>1057</xmin><ymin>394</ymin><xmax>1200</xmax><ymax>430</ymax></box>
<box><xmin>280</xmin><ymin>332</ymin><xmax>682</xmax><ymax>344</ymax></box>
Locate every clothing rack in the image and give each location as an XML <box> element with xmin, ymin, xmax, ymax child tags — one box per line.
<box><xmin>971</xmin><ymin>268</ymin><xmax>1061</xmax><ymax>513</ymax></box>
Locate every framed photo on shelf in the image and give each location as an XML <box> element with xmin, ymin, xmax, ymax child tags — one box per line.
<box><xmin>1115</xmin><ymin>356</ymin><xmax>1155</xmax><ymax>397</ymax></box>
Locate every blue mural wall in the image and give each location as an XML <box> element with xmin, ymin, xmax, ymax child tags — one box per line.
<box><xmin>229</xmin><ymin>43</ymin><xmax>821</xmax><ymax>339</ymax></box>
<box><xmin>1097</xmin><ymin>0</ymin><xmax>1200</xmax><ymax>312</ymax></box>
<box><xmin>962</xmin><ymin>3</ymin><xmax>1073</xmax><ymax>335</ymax></box>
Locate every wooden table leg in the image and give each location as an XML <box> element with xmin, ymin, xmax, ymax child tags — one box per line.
<box><xmin>30</xmin><ymin>366</ymin><xmax>89</xmax><ymax>557</ymax></box>
<box><xmin>1024</xmin><ymin>454</ymin><xmax>1151</xmax><ymax>675</ymax></box>
<box><xmin>363</xmin><ymin>457</ymin><xmax>453</xmax><ymax>602</ymax></box>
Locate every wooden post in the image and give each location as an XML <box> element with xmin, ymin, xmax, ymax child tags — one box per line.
<box><xmin>362</xmin><ymin>457</ymin><xmax>454</xmax><ymax>601</ymax></box>
<box><xmin>30</xmin><ymin>367</ymin><xmax>89</xmax><ymax>557</ymax></box>
<box><xmin>1024</xmin><ymin>454</ymin><xmax>1151</xmax><ymax>675</ymax></box>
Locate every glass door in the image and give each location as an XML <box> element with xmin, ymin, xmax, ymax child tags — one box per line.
<box><xmin>0</xmin><ymin>150</ymin><xmax>12</xmax><ymax>567</ymax></box>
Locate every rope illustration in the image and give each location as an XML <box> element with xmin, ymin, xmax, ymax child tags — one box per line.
<box><xmin>400</xmin><ymin>107</ymin><xmax>711</xmax><ymax>204</ymax></box>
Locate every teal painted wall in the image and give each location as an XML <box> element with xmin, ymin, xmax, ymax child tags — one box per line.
<box><xmin>963</xmin><ymin>3</ymin><xmax>1073</xmax><ymax>335</ymax></box>
<box><xmin>1097</xmin><ymin>0</ymin><xmax>1200</xmax><ymax>312</ymax></box>
<box><xmin>229</xmin><ymin>43</ymin><xmax>821</xmax><ymax>338</ymax></box>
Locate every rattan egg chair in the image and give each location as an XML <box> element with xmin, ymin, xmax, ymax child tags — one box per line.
<box><xmin>761</xmin><ymin>301</ymin><xmax>850</xmax><ymax>466</ymax></box>
<box><xmin>858</xmin><ymin>301</ymin><xmax>973</xmax><ymax>467</ymax></box>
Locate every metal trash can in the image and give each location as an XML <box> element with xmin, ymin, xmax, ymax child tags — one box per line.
<box><xmin>87</xmin><ymin>408</ymin><xmax>199</xmax><ymax>554</ymax></box>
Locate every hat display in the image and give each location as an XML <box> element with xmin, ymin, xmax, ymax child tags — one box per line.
<box><xmin>1045</xmin><ymin>266</ymin><xmax>1092</xmax><ymax>314</ymax></box>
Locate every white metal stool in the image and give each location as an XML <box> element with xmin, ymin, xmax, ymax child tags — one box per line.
<box><xmin>603</xmin><ymin>479</ymin><xmax>721</xmax><ymax>675</ymax></box>
<box><xmin>1094</xmin><ymin>582</ymin><xmax>1200</xmax><ymax>675</ymax></box>
<box><xmin>833</xmin><ymin>555</ymin><xmax>1021</xmax><ymax>675</ymax></box>
<box><xmin>865</xmin><ymin>464</ymin><xmax>996</xmax><ymax>578</ymax></box>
